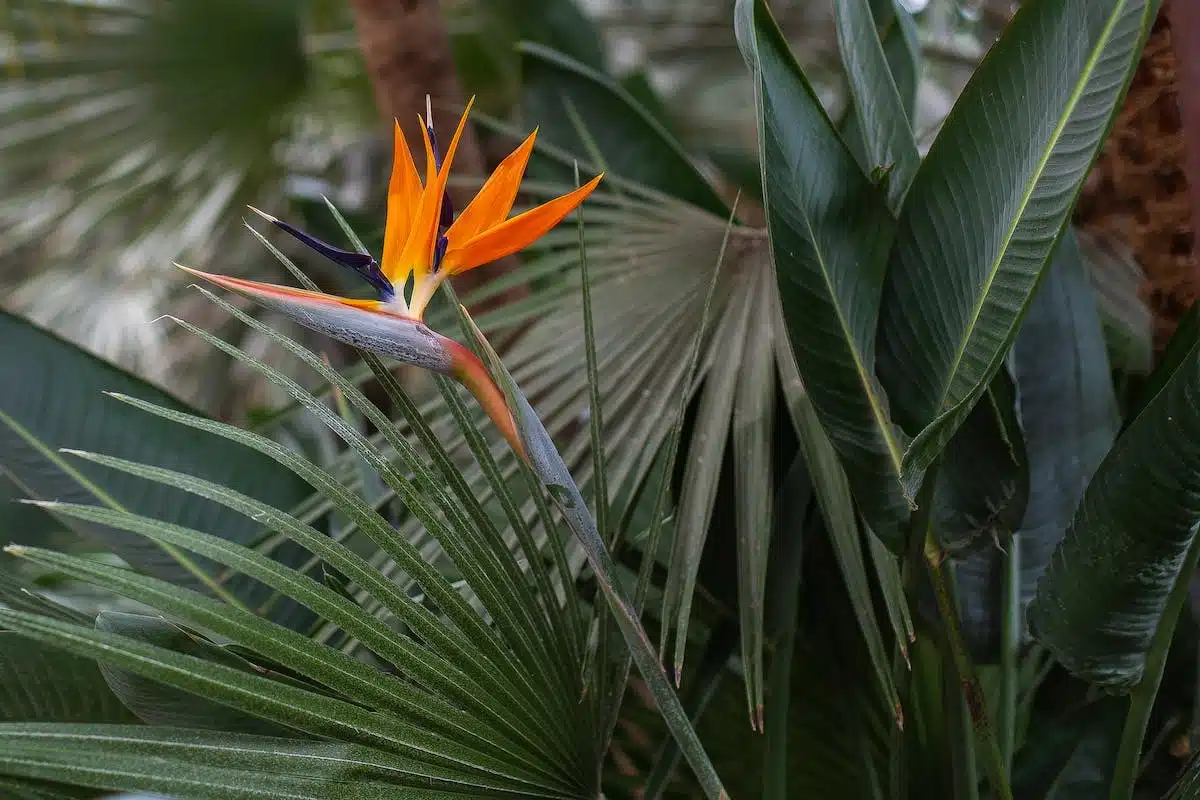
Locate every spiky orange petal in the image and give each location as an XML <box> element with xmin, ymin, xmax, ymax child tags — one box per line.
<box><xmin>175</xmin><ymin>266</ymin><xmax>387</xmax><ymax>313</ymax></box>
<box><xmin>445</xmin><ymin>129</ymin><xmax>538</xmax><ymax>246</ymax></box>
<box><xmin>396</xmin><ymin>97</ymin><xmax>476</xmax><ymax>291</ymax></box>
<box><xmin>443</xmin><ymin>173</ymin><xmax>604</xmax><ymax>275</ymax></box>
<box><xmin>381</xmin><ymin>120</ymin><xmax>424</xmax><ymax>284</ymax></box>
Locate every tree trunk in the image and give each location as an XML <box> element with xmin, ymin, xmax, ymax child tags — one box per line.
<box><xmin>346</xmin><ymin>0</ymin><xmax>525</xmax><ymax>310</ymax></box>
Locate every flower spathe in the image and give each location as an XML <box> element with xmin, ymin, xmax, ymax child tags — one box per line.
<box><xmin>179</xmin><ymin>97</ymin><xmax>603</xmax><ymax>458</ymax></box>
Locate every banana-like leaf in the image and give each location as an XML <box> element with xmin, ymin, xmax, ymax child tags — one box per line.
<box><xmin>1029</xmin><ymin>306</ymin><xmax>1200</xmax><ymax>688</ymax></box>
<box><xmin>841</xmin><ymin>0</ymin><xmax>921</xmax><ymax>167</ymax></box>
<box><xmin>0</xmin><ymin>633</ymin><xmax>134</xmax><ymax>724</ymax></box>
<box><xmin>877</xmin><ymin>0</ymin><xmax>1158</xmax><ymax>497</ymax></box>
<box><xmin>736</xmin><ymin>0</ymin><xmax>910</xmax><ymax>548</ymax></box>
<box><xmin>932</xmin><ymin>369</ymin><xmax>1028</xmax><ymax>558</ymax></box>
<box><xmin>1076</xmin><ymin>229</ymin><xmax>1153</xmax><ymax>375</ymax></box>
<box><xmin>0</xmin><ymin>309</ymin><xmax>315</xmax><ymax>624</ymax></box>
<box><xmin>832</xmin><ymin>0</ymin><xmax>920</xmax><ymax>211</ymax></box>
<box><xmin>955</xmin><ymin>230</ymin><xmax>1117</xmax><ymax>658</ymax></box>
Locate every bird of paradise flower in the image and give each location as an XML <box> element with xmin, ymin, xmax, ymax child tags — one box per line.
<box><xmin>180</xmin><ymin>97</ymin><xmax>602</xmax><ymax>458</ymax></box>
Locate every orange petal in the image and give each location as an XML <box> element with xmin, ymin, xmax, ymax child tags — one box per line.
<box><xmin>445</xmin><ymin>128</ymin><xmax>538</xmax><ymax>247</ymax></box>
<box><xmin>381</xmin><ymin>119</ymin><xmax>423</xmax><ymax>284</ymax></box>
<box><xmin>444</xmin><ymin>173</ymin><xmax>603</xmax><ymax>274</ymax></box>
<box><xmin>397</xmin><ymin>97</ymin><xmax>476</xmax><ymax>288</ymax></box>
<box><xmin>444</xmin><ymin>338</ymin><xmax>525</xmax><ymax>461</ymax></box>
<box><xmin>176</xmin><ymin>266</ymin><xmax>385</xmax><ymax>312</ymax></box>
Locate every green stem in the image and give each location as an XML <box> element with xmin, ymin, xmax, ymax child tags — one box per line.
<box><xmin>998</xmin><ymin>533</ymin><xmax>1021</xmax><ymax>772</ymax></box>
<box><xmin>1110</xmin><ymin>531</ymin><xmax>1200</xmax><ymax>800</ymax></box>
<box><xmin>925</xmin><ymin>527</ymin><xmax>1013</xmax><ymax>800</ymax></box>
<box><xmin>947</xmin><ymin>654</ymin><xmax>981</xmax><ymax>800</ymax></box>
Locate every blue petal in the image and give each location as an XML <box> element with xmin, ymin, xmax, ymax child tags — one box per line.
<box><xmin>266</xmin><ymin>216</ymin><xmax>395</xmax><ymax>301</ymax></box>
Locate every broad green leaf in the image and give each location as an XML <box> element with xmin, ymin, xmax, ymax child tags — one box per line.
<box><xmin>1028</xmin><ymin>310</ymin><xmax>1200</xmax><ymax>688</ymax></box>
<box><xmin>1076</xmin><ymin>229</ymin><xmax>1153</xmax><ymax>375</ymax></box>
<box><xmin>833</xmin><ymin>0</ymin><xmax>921</xmax><ymax>211</ymax></box>
<box><xmin>0</xmin><ymin>725</ymin><xmax>475</xmax><ymax>799</ymax></box>
<box><xmin>92</xmin><ymin>612</ymin><xmax>296</xmax><ymax>736</ymax></box>
<box><xmin>1009</xmin><ymin>697</ymin><xmax>1126</xmax><ymax>799</ymax></box>
<box><xmin>735</xmin><ymin>0</ymin><xmax>910</xmax><ymax>548</ymax></box>
<box><xmin>955</xmin><ymin>231</ymin><xmax>1117</xmax><ymax>658</ymax></box>
<box><xmin>0</xmin><ymin>561</ymin><xmax>89</xmax><ymax>625</ymax></box>
<box><xmin>518</xmin><ymin>42</ymin><xmax>730</xmax><ymax>218</ymax></box>
<box><xmin>0</xmin><ymin>633</ymin><xmax>134</xmax><ymax>724</ymax></box>
<box><xmin>0</xmin><ymin>309</ymin><xmax>314</xmax><ymax>621</ymax></box>
<box><xmin>877</xmin><ymin>0</ymin><xmax>1158</xmax><ymax>497</ymax></box>
<box><xmin>842</xmin><ymin>0</ymin><xmax>921</xmax><ymax>160</ymax></box>
<box><xmin>933</xmin><ymin>370</ymin><xmax>1028</xmax><ymax>557</ymax></box>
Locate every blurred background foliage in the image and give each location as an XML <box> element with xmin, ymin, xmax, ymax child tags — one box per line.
<box><xmin>0</xmin><ymin>0</ymin><xmax>1012</xmax><ymax>414</ymax></box>
<box><xmin>5</xmin><ymin>1</ymin><xmax>1196</xmax><ymax>797</ymax></box>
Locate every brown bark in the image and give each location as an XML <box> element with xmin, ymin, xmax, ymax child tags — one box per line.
<box><xmin>346</xmin><ymin>0</ymin><xmax>525</xmax><ymax>312</ymax></box>
<box><xmin>1076</xmin><ymin>0</ymin><xmax>1196</xmax><ymax>352</ymax></box>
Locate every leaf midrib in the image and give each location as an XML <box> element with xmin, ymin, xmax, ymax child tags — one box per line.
<box><xmin>932</xmin><ymin>0</ymin><xmax>1131</xmax><ymax>417</ymax></box>
<box><xmin>757</xmin><ymin>73</ymin><xmax>905</xmax><ymax>477</ymax></box>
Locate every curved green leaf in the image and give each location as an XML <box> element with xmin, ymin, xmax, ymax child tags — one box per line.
<box><xmin>735</xmin><ymin>0</ymin><xmax>910</xmax><ymax>548</ymax></box>
<box><xmin>877</xmin><ymin>0</ymin><xmax>1158</xmax><ymax>497</ymax></box>
<box><xmin>0</xmin><ymin>633</ymin><xmax>134</xmax><ymax>724</ymax></box>
<box><xmin>933</xmin><ymin>369</ymin><xmax>1028</xmax><ymax>558</ymax></box>
<box><xmin>0</xmin><ymin>725</ymin><xmax>473</xmax><ymax>800</ymax></box>
<box><xmin>0</xmin><ymin>608</ymin><xmax>554</xmax><ymax>795</ymax></box>
<box><xmin>955</xmin><ymin>231</ymin><xmax>1118</xmax><ymax>657</ymax></box>
<box><xmin>1029</xmin><ymin>313</ymin><xmax>1200</xmax><ymax>688</ymax></box>
<box><xmin>0</xmin><ymin>309</ymin><xmax>314</xmax><ymax>622</ymax></box>
<box><xmin>833</xmin><ymin>0</ymin><xmax>920</xmax><ymax>211</ymax></box>
<box><xmin>93</xmin><ymin>612</ymin><xmax>297</xmax><ymax>736</ymax></box>
<box><xmin>518</xmin><ymin>42</ymin><xmax>729</xmax><ymax>218</ymax></box>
